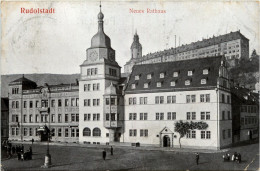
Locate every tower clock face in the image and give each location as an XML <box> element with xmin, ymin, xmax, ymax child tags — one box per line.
<box><xmin>89</xmin><ymin>51</ymin><xmax>98</xmax><ymax>61</ymax></box>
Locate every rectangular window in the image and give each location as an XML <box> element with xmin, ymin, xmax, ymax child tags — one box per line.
<box><xmin>206</xmin><ymin>112</ymin><xmax>210</xmax><ymax>120</ymax></box>
<box><xmin>23</xmin><ymin>115</ymin><xmax>27</xmax><ymax>123</ymax></box>
<box><xmin>200</xmin><ymin>94</ymin><xmax>205</xmax><ymax>102</ymax></box>
<box><xmin>29</xmin><ymin>115</ymin><xmax>33</xmax><ymax>123</ymax></box>
<box><xmin>29</xmin><ymin>101</ymin><xmax>33</xmax><ymax>108</ymax></box>
<box><xmin>71</xmin><ymin>129</ymin><xmax>75</xmax><ymax>137</ymax></box>
<box><xmin>133</xmin><ymin>113</ymin><xmax>137</xmax><ymax>120</ymax></box>
<box><xmin>140</xmin><ymin>97</ymin><xmax>144</xmax><ymax>104</ymax></box>
<box><xmin>58</xmin><ymin>114</ymin><xmax>62</xmax><ymax>123</ymax></box>
<box><xmin>188</xmin><ymin>71</ymin><xmax>193</xmax><ymax>76</ymax></box>
<box><xmin>35</xmin><ymin>115</ymin><xmax>39</xmax><ymax>123</ymax></box>
<box><xmin>201</xmin><ymin>112</ymin><xmax>205</xmax><ymax>120</ymax></box>
<box><xmin>24</xmin><ymin>101</ymin><xmax>27</xmax><ymax>108</ymax></box>
<box><xmin>206</xmin><ymin>131</ymin><xmax>211</xmax><ymax>139</ymax></box>
<box><xmin>84</xmin><ymin>99</ymin><xmax>91</xmax><ymax>106</ymax></box>
<box><xmin>96</xmin><ymin>113</ymin><xmax>100</xmax><ymax>121</ymax></box>
<box><xmin>51</xmin><ymin>100</ymin><xmax>55</xmax><ymax>107</ymax></box>
<box><xmin>111</xmin><ymin>98</ymin><xmax>115</xmax><ymax>105</ymax></box>
<box><xmin>65</xmin><ymin>128</ymin><xmax>69</xmax><ymax>137</ymax></box>
<box><xmin>65</xmin><ymin>99</ymin><xmax>69</xmax><ymax>106</ymax></box>
<box><xmin>71</xmin><ymin>98</ymin><xmax>76</xmax><ymax>106</ymax></box>
<box><xmin>65</xmin><ymin>114</ymin><xmax>69</xmax><ymax>122</ymax></box>
<box><xmin>131</xmin><ymin>84</ymin><xmax>136</xmax><ymax>89</ymax></box>
<box><xmin>93</xmin><ymin>113</ymin><xmax>97</xmax><ymax>121</ymax></box>
<box><xmin>133</xmin><ymin>97</ymin><xmax>136</xmax><ymax>105</ymax></box>
<box><xmin>201</xmin><ymin>131</ymin><xmax>205</xmax><ymax>139</ymax></box>
<box><xmin>140</xmin><ymin>113</ymin><xmax>143</xmax><ymax>120</ymax></box>
<box><xmin>186</xmin><ymin>95</ymin><xmax>191</xmax><ymax>103</ymax></box>
<box><xmin>192</xmin><ymin>112</ymin><xmax>196</xmax><ymax>120</ymax></box>
<box><xmin>157</xmin><ymin>82</ymin><xmax>162</xmax><ymax>87</ymax></box>
<box><xmin>227</xmin><ymin>111</ymin><xmax>231</xmax><ymax>120</ymax></box>
<box><xmin>160</xmin><ymin>113</ymin><xmax>164</xmax><ymax>120</ymax></box>
<box><xmin>24</xmin><ymin>128</ymin><xmax>28</xmax><ymax>136</ymax></box>
<box><xmin>206</xmin><ymin>94</ymin><xmax>210</xmax><ymax>102</ymax></box>
<box><xmin>173</xmin><ymin>72</ymin><xmax>178</xmax><ymax>77</ymax></box>
<box><xmin>222</xmin><ymin>94</ymin><xmax>225</xmax><ymax>103</ymax></box>
<box><xmin>58</xmin><ymin>128</ymin><xmax>62</xmax><ymax>137</ymax></box>
<box><xmin>160</xmin><ymin>73</ymin><xmax>165</xmax><ymax>78</ymax></box>
<box><xmin>203</xmin><ymin>69</ymin><xmax>208</xmax><ymax>75</ymax></box>
<box><xmin>144</xmin><ymin>97</ymin><xmax>147</xmax><ymax>104</ymax></box>
<box><xmin>191</xmin><ymin>95</ymin><xmax>196</xmax><ymax>103</ymax></box>
<box><xmin>187</xmin><ymin>112</ymin><xmax>191</xmax><ymax>120</ymax></box>
<box><xmin>129</xmin><ymin>98</ymin><xmax>133</xmax><ymax>105</ymax></box>
<box><xmin>58</xmin><ymin>99</ymin><xmax>62</xmax><ymax>107</ymax></box>
<box><xmin>93</xmin><ymin>84</ymin><xmax>97</xmax><ymax>91</ymax></box>
<box><xmin>156</xmin><ymin>113</ymin><xmax>160</xmax><ymax>120</ymax></box>
<box><xmin>160</xmin><ymin>96</ymin><xmax>164</xmax><ymax>104</ymax></box>
<box><xmin>191</xmin><ymin>131</ymin><xmax>196</xmax><ymax>138</ymax></box>
<box><xmin>144</xmin><ymin>113</ymin><xmax>148</xmax><ymax>120</ymax></box>
<box><xmin>106</xmin><ymin>113</ymin><xmax>109</xmax><ymax>121</ymax></box>
<box><xmin>155</xmin><ymin>96</ymin><xmax>159</xmax><ymax>104</ymax></box>
<box><xmin>186</xmin><ymin>130</ymin><xmax>191</xmax><ymax>138</ymax></box>
<box><xmin>129</xmin><ymin>113</ymin><xmax>133</xmax><ymax>120</ymax></box>
<box><xmin>222</xmin><ymin>111</ymin><xmax>225</xmax><ymax>120</ymax></box>
<box><xmin>147</xmin><ymin>74</ymin><xmax>152</xmax><ymax>79</ymax></box>
<box><xmin>72</xmin><ymin>114</ymin><xmax>76</xmax><ymax>122</ymax></box>
<box><xmin>51</xmin><ymin>114</ymin><xmax>55</xmax><ymax>123</ymax></box>
<box><xmin>170</xmin><ymin>81</ymin><xmax>176</xmax><ymax>86</ymax></box>
<box><xmin>227</xmin><ymin>95</ymin><xmax>230</xmax><ymax>104</ymax></box>
<box><xmin>201</xmin><ymin>79</ymin><xmax>207</xmax><ymax>84</ymax></box>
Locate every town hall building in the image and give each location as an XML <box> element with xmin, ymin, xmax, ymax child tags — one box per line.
<box><xmin>7</xmin><ymin>5</ymin><xmax>258</xmax><ymax>150</ymax></box>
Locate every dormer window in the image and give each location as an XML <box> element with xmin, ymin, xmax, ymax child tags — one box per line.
<box><xmin>170</xmin><ymin>81</ymin><xmax>176</xmax><ymax>87</ymax></box>
<box><xmin>157</xmin><ymin>82</ymin><xmax>162</xmax><ymax>87</ymax></box>
<box><xmin>131</xmin><ymin>84</ymin><xmax>136</xmax><ymax>89</ymax></box>
<box><xmin>203</xmin><ymin>69</ymin><xmax>209</xmax><ymax>75</ymax></box>
<box><xmin>147</xmin><ymin>74</ymin><xmax>152</xmax><ymax>79</ymax></box>
<box><xmin>160</xmin><ymin>73</ymin><xmax>165</xmax><ymax>78</ymax></box>
<box><xmin>144</xmin><ymin>83</ymin><xmax>149</xmax><ymax>88</ymax></box>
<box><xmin>135</xmin><ymin>75</ymin><xmax>140</xmax><ymax>80</ymax></box>
<box><xmin>201</xmin><ymin>79</ymin><xmax>207</xmax><ymax>84</ymax></box>
<box><xmin>173</xmin><ymin>72</ymin><xmax>178</xmax><ymax>77</ymax></box>
<box><xmin>188</xmin><ymin>71</ymin><xmax>193</xmax><ymax>76</ymax></box>
<box><xmin>185</xmin><ymin>80</ymin><xmax>191</xmax><ymax>85</ymax></box>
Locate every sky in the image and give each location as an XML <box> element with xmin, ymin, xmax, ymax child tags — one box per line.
<box><xmin>1</xmin><ymin>0</ymin><xmax>259</xmax><ymax>75</ymax></box>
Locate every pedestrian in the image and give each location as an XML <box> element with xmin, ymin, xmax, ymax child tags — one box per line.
<box><xmin>110</xmin><ymin>146</ymin><xmax>113</xmax><ymax>155</ymax></box>
<box><xmin>195</xmin><ymin>153</ymin><xmax>199</xmax><ymax>165</ymax></box>
<box><xmin>237</xmin><ymin>153</ymin><xmax>241</xmax><ymax>163</ymax></box>
<box><xmin>21</xmin><ymin>144</ymin><xmax>24</xmax><ymax>153</ymax></box>
<box><xmin>102</xmin><ymin>149</ymin><xmax>106</xmax><ymax>160</ymax></box>
<box><xmin>12</xmin><ymin>146</ymin><xmax>15</xmax><ymax>154</ymax></box>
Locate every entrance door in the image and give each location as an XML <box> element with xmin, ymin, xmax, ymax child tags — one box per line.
<box><xmin>163</xmin><ymin>135</ymin><xmax>171</xmax><ymax>147</ymax></box>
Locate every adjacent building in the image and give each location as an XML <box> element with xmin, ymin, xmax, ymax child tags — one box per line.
<box><xmin>1</xmin><ymin>98</ymin><xmax>9</xmax><ymax>142</ymax></box>
<box><xmin>8</xmin><ymin>76</ymin><xmax>79</xmax><ymax>143</ymax></box>
<box><xmin>124</xmin><ymin>30</ymin><xmax>249</xmax><ymax>74</ymax></box>
<box><xmin>231</xmin><ymin>86</ymin><xmax>259</xmax><ymax>143</ymax></box>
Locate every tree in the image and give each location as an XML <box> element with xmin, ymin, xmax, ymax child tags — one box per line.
<box><xmin>174</xmin><ymin>120</ymin><xmax>208</xmax><ymax>148</ymax></box>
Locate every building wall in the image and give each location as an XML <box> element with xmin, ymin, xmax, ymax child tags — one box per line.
<box><xmin>8</xmin><ymin>84</ymin><xmax>79</xmax><ymax>143</ymax></box>
<box><xmin>124</xmin><ymin>89</ymin><xmax>227</xmax><ymax>149</ymax></box>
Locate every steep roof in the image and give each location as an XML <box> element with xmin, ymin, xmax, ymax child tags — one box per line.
<box><xmin>125</xmin><ymin>56</ymin><xmax>222</xmax><ymax>93</ymax></box>
<box><xmin>231</xmin><ymin>87</ymin><xmax>259</xmax><ymax>105</ymax></box>
<box><xmin>9</xmin><ymin>76</ymin><xmax>36</xmax><ymax>86</ymax></box>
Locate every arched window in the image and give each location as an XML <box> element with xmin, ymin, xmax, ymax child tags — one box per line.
<box><xmin>93</xmin><ymin>128</ymin><xmax>101</xmax><ymax>137</ymax></box>
<box><xmin>83</xmin><ymin>127</ymin><xmax>91</xmax><ymax>136</ymax></box>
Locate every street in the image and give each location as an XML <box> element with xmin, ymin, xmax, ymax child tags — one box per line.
<box><xmin>1</xmin><ymin>142</ymin><xmax>259</xmax><ymax>171</ymax></box>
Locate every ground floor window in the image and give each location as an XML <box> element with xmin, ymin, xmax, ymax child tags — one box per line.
<box><xmin>83</xmin><ymin>127</ymin><xmax>91</xmax><ymax>136</ymax></box>
<box><xmin>93</xmin><ymin>128</ymin><xmax>101</xmax><ymax>137</ymax></box>
<box><xmin>58</xmin><ymin>128</ymin><xmax>62</xmax><ymax>137</ymax></box>
<box><xmin>140</xmin><ymin>129</ymin><xmax>148</xmax><ymax>137</ymax></box>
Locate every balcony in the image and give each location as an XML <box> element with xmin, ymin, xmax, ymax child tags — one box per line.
<box><xmin>104</xmin><ymin>120</ymin><xmax>122</xmax><ymax>128</ymax></box>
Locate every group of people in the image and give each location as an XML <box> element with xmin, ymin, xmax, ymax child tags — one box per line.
<box><xmin>102</xmin><ymin>146</ymin><xmax>113</xmax><ymax>160</ymax></box>
<box><xmin>223</xmin><ymin>152</ymin><xmax>242</xmax><ymax>163</ymax></box>
<box><xmin>2</xmin><ymin>140</ymin><xmax>32</xmax><ymax>160</ymax></box>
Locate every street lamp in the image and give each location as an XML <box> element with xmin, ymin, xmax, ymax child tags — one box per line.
<box><xmin>39</xmin><ymin>84</ymin><xmax>52</xmax><ymax>168</ymax></box>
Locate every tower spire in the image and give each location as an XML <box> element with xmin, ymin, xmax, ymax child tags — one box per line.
<box><xmin>99</xmin><ymin>1</ymin><xmax>102</xmax><ymax>12</ymax></box>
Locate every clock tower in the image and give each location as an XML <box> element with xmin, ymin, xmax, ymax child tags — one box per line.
<box><xmin>79</xmin><ymin>4</ymin><xmax>123</xmax><ymax>145</ymax></box>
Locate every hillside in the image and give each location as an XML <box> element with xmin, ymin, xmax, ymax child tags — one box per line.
<box><xmin>1</xmin><ymin>74</ymin><xmax>80</xmax><ymax>97</ymax></box>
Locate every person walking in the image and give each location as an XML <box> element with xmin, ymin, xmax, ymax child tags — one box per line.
<box><xmin>195</xmin><ymin>153</ymin><xmax>199</xmax><ymax>165</ymax></box>
<box><xmin>102</xmin><ymin>149</ymin><xmax>106</xmax><ymax>160</ymax></box>
<box><xmin>110</xmin><ymin>146</ymin><xmax>113</xmax><ymax>156</ymax></box>
<box><xmin>21</xmin><ymin>144</ymin><xmax>24</xmax><ymax>153</ymax></box>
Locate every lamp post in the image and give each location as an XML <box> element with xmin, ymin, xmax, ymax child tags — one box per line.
<box><xmin>39</xmin><ymin>84</ymin><xmax>52</xmax><ymax>168</ymax></box>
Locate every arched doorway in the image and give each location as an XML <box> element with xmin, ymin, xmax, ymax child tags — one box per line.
<box><xmin>163</xmin><ymin>135</ymin><xmax>170</xmax><ymax>147</ymax></box>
